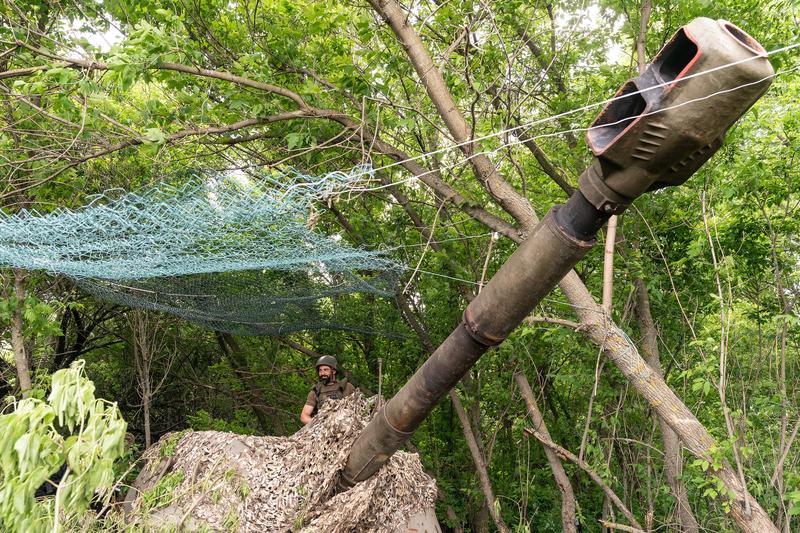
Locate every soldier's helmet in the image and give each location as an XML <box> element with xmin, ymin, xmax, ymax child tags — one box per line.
<box><xmin>315</xmin><ymin>355</ymin><xmax>339</xmax><ymax>372</ymax></box>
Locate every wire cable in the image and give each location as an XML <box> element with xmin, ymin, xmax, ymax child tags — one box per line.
<box><xmin>359</xmin><ymin>41</ymin><xmax>800</xmax><ymax>178</ymax></box>
<box><xmin>299</xmin><ymin>41</ymin><xmax>799</xmax><ymax>196</ymax></box>
<box><xmin>346</xmin><ymin>61</ymin><xmax>800</xmax><ymax>195</ymax></box>
<box><xmin>268</xmin><ymin>42</ymin><xmax>800</xmax><ymax>200</ymax></box>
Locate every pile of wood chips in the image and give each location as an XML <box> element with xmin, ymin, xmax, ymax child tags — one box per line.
<box><xmin>128</xmin><ymin>393</ymin><xmax>437</xmax><ymax>532</ymax></box>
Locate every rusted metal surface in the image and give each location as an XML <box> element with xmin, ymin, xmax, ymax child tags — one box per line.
<box><xmin>339</xmin><ymin>17</ymin><xmax>774</xmax><ymax>490</ymax></box>
<box><xmin>461</xmin><ymin>211</ymin><xmax>595</xmax><ymax>346</ymax></box>
<box><xmin>339</xmin><ymin>212</ymin><xmax>594</xmax><ymax>487</ymax></box>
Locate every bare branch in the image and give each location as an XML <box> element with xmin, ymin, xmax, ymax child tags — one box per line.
<box><xmin>524</xmin><ymin>316</ymin><xmax>582</xmax><ymax>331</ymax></box>
<box><xmin>597</xmin><ymin>520</ymin><xmax>646</xmax><ymax>533</ymax></box>
<box><xmin>0</xmin><ymin>111</ymin><xmax>308</xmax><ymax>199</ymax></box>
<box><xmin>523</xmin><ymin>426</ymin><xmax>643</xmax><ymax>531</ymax></box>
<box><xmin>368</xmin><ymin>0</ymin><xmax>536</xmax><ymax>227</ymax></box>
<box><xmin>0</xmin><ymin>64</ymin><xmax>47</xmax><ymax>80</ymax></box>
<box><xmin>13</xmin><ymin>41</ymin><xmax>309</xmax><ymax>109</ymax></box>
<box><xmin>516</xmin><ymin>129</ymin><xmax>574</xmax><ymax>195</ymax></box>
<box><xmin>516</xmin><ymin>372</ymin><xmax>577</xmax><ymax>532</ymax></box>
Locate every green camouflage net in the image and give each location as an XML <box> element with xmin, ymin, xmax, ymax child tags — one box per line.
<box><xmin>0</xmin><ymin>167</ymin><xmax>404</xmax><ymax>335</ymax></box>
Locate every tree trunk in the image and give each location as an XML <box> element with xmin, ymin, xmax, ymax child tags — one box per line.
<box><xmin>602</xmin><ymin>217</ymin><xmax>618</xmax><ymax>313</ymax></box>
<box><xmin>563</xmin><ymin>271</ymin><xmax>777</xmax><ymax>533</ymax></box>
<box><xmin>634</xmin><ymin>278</ymin><xmax>699</xmax><ymax>532</ymax></box>
<box><xmin>761</xmin><ymin>202</ymin><xmax>794</xmax><ymax>532</ymax></box>
<box><xmin>367</xmin><ymin>0</ymin><xmax>537</xmax><ymax>227</ymax></box>
<box><xmin>217</xmin><ymin>333</ymin><xmax>281</xmax><ymax>435</ymax></box>
<box><xmin>523</xmin><ymin>426</ymin><xmax>643</xmax><ymax>531</ymax></box>
<box><xmin>10</xmin><ymin>269</ymin><xmax>32</xmax><ymax>397</ymax></box>
<box><xmin>445</xmin><ymin>505</ymin><xmax>463</xmax><ymax>533</ymax></box>
<box><xmin>142</xmin><ymin>375</ymin><xmax>152</xmax><ymax>448</ymax></box>
<box><xmin>450</xmin><ymin>390</ymin><xmax>510</xmax><ymax>533</ymax></box>
<box><xmin>131</xmin><ymin>309</ymin><xmax>154</xmax><ymax>448</ymax></box>
<box><xmin>461</xmin><ymin>372</ymin><xmax>493</xmax><ymax>532</ymax></box>
<box><xmin>636</xmin><ymin>1</ymin><xmax>653</xmax><ymax>75</ymax></box>
<box><xmin>515</xmin><ymin>372</ymin><xmax>578</xmax><ymax>533</ymax></box>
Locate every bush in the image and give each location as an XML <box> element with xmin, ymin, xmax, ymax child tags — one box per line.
<box><xmin>0</xmin><ymin>360</ymin><xmax>128</xmax><ymax>532</ymax></box>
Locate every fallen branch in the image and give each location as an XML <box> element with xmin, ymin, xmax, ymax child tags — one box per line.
<box><xmin>524</xmin><ymin>316</ymin><xmax>583</xmax><ymax>331</ymax></box>
<box><xmin>523</xmin><ymin>426</ymin><xmax>643</xmax><ymax>531</ymax></box>
<box><xmin>598</xmin><ymin>519</ymin><xmax>646</xmax><ymax>533</ymax></box>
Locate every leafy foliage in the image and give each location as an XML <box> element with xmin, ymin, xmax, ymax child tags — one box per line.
<box><xmin>0</xmin><ymin>0</ymin><xmax>799</xmax><ymax>530</ymax></box>
<box><xmin>0</xmin><ymin>361</ymin><xmax>127</xmax><ymax>532</ymax></box>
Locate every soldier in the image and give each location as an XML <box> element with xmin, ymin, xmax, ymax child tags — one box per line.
<box><xmin>300</xmin><ymin>355</ymin><xmax>355</xmax><ymax>425</ymax></box>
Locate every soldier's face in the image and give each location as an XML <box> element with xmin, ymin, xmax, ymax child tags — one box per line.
<box><xmin>318</xmin><ymin>365</ymin><xmax>335</xmax><ymax>382</ymax></box>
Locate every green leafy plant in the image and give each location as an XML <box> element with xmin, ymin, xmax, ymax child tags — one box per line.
<box><xmin>141</xmin><ymin>470</ymin><xmax>185</xmax><ymax>512</ymax></box>
<box><xmin>0</xmin><ymin>360</ymin><xmax>127</xmax><ymax>533</ymax></box>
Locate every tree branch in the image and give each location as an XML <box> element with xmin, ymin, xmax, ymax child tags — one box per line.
<box><xmin>368</xmin><ymin>0</ymin><xmax>536</xmax><ymax>227</ymax></box>
<box><xmin>0</xmin><ymin>64</ymin><xmax>47</xmax><ymax>79</ymax></box>
<box><xmin>515</xmin><ymin>372</ymin><xmax>578</xmax><ymax>533</ymax></box>
<box><xmin>598</xmin><ymin>520</ymin><xmax>646</xmax><ymax>533</ymax></box>
<box><xmin>319</xmin><ymin>110</ymin><xmax>523</xmax><ymax>240</ymax></box>
<box><xmin>517</xmin><ymin>129</ymin><xmax>574</xmax><ymax>195</ymax></box>
<box><xmin>523</xmin><ymin>426</ymin><xmax>643</xmax><ymax>531</ymax></box>
<box><xmin>0</xmin><ymin>111</ymin><xmax>307</xmax><ymax>199</ymax></box>
<box><xmin>524</xmin><ymin>316</ymin><xmax>583</xmax><ymax>331</ymax></box>
<box><xmin>13</xmin><ymin>41</ymin><xmax>309</xmax><ymax>109</ymax></box>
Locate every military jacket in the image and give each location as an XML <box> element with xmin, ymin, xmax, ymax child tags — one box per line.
<box><xmin>305</xmin><ymin>379</ymin><xmax>355</xmax><ymax>415</ymax></box>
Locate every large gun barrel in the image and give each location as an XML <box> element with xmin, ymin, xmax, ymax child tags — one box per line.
<box><xmin>338</xmin><ymin>18</ymin><xmax>774</xmax><ymax>489</ymax></box>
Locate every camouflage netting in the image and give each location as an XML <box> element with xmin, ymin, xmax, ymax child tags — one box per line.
<box><xmin>125</xmin><ymin>393</ymin><xmax>436</xmax><ymax>532</ymax></box>
<box><xmin>0</xmin><ymin>167</ymin><xmax>405</xmax><ymax>335</ymax></box>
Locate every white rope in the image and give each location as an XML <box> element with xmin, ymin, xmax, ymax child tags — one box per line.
<box><xmin>321</xmin><ymin>41</ymin><xmax>799</xmax><ymax>191</ymax></box>
<box><xmin>371</xmin><ymin>41</ymin><xmax>800</xmax><ymax>173</ymax></box>
<box><xmin>411</xmin><ymin>267</ymin><xmax>613</xmax><ymax>316</ymax></box>
<box><xmin>347</xmin><ymin>61</ymin><xmax>799</xmax><ymax>195</ymax></box>
<box><xmin>382</xmin><ymin>231</ymin><xmax>495</xmax><ymax>251</ymax></box>
<box><xmin>272</xmin><ymin>42</ymin><xmax>800</xmax><ymax>200</ymax></box>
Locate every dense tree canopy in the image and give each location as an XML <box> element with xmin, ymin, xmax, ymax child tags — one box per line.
<box><xmin>1</xmin><ymin>0</ymin><xmax>799</xmax><ymax>531</ymax></box>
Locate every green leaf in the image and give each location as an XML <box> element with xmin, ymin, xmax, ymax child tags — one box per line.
<box><xmin>285</xmin><ymin>132</ymin><xmax>305</xmax><ymax>150</ymax></box>
<box><xmin>142</xmin><ymin>127</ymin><xmax>167</xmax><ymax>144</ymax></box>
